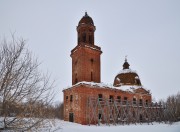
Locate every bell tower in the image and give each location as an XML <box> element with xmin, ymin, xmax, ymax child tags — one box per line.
<box><xmin>71</xmin><ymin>12</ymin><xmax>102</xmax><ymax>85</ymax></box>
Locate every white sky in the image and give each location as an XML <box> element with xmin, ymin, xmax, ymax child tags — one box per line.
<box><xmin>0</xmin><ymin>0</ymin><xmax>180</xmax><ymax>103</ymax></box>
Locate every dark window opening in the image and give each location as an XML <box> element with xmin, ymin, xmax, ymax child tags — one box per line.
<box><xmin>75</xmin><ymin>78</ymin><xmax>78</xmax><ymax>84</ymax></box>
<box><xmin>89</xmin><ymin>35</ymin><xmax>92</xmax><ymax>44</ymax></box>
<box><xmin>139</xmin><ymin>99</ymin><xmax>143</xmax><ymax>106</ymax></box>
<box><xmin>82</xmin><ymin>33</ymin><xmax>86</xmax><ymax>42</ymax></box>
<box><xmin>133</xmin><ymin>98</ymin><xmax>136</xmax><ymax>104</ymax></box>
<box><xmin>70</xmin><ymin>95</ymin><xmax>73</xmax><ymax>102</ymax></box>
<box><xmin>140</xmin><ymin>114</ymin><xmax>143</xmax><ymax>121</ymax></box>
<box><xmin>98</xmin><ymin>94</ymin><xmax>103</xmax><ymax>101</ymax></box>
<box><xmin>66</xmin><ymin>96</ymin><xmax>68</xmax><ymax>101</ymax></box>
<box><xmin>117</xmin><ymin>96</ymin><xmax>121</xmax><ymax>102</ymax></box>
<box><xmin>146</xmin><ymin>100</ymin><xmax>148</xmax><ymax>106</ymax></box>
<box><xmin>91</xmin><ymin>71</ymin><xmax>93</xmax><ymax>81</ymax></box>
<box><xmin>75</xmin><ymin>73</ymin><xmax>78</xmax><ymax>84</ymax></box>
<box><xmin>109</xmin><ymin>95</ymin><xmax>114</xmax><ymax>102</ymax></box>
<box><xmin>91</xmin><ymin>58</ymin><xmax>94</xmax><ymax>64</ymax></box>
<box><xmin>99</xmin><ymin>113</ymin><xmax>102</xmax><ymax>120</ymax></box>
<box><xmin>124</xmin><ymin>97</ymin><xmax>128</xmax><ymax>105</ymax></box>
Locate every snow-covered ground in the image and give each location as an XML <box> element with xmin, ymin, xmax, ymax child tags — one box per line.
<box><xmin>1</xmin><ymin>118</ymin><xmax>179</xmax><ymax>131</ymax></box>
<box><xmin>43</xmin><ymin>120</ymin><xmax>180</xmax><ymax>132</ymax></box>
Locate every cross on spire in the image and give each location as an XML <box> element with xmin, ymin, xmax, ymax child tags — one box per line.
<box><xmin>125</xmin><ymin>55</ymin><xmax>128</xmax><ymax>62</ymax></box>
<box><xmin>85</xmin><ymin>11</ymin><xmax>88</xmax><ymax>17</ymax></box>
<box><xmin>123</xmin><ymin>55</ymin><xmax>130</xmax><ymax>69</ymax></box>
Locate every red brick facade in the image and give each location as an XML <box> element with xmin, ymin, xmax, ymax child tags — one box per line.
<box><xmin>63</xmin><ymin>83</ymin><xmax>151</xmax><ymax>125</ymax></box>
<box><xmin>63</xmin><ymin>12</ymin><xmax>152</xmax><ymax>125</ymax></box>
<box><xmin>71</xmin><ymin>44</ymin><xmax>102</xmax><ymax>85</ymax></box>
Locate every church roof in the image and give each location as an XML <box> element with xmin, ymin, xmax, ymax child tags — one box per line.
<box><xmin>63</xmin><ymin>81</ymin><xmax>150</xmax><ymax>94</ymax></box>
<box><xmin>78</xmin><ymin>12</ymin><xmax>94</xmax><ymax>25</ymax></box>
<box><xmin>113</xmin><ymin>59</ymin><xmax>142</xmax><ymax>87</ymax></box>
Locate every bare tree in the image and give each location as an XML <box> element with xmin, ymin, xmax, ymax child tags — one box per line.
<box><xmin>0</xmin><ymin>36</ymin><xmax>55</xmax><ymax>131</ymax></box>
<box><xmin>166</xmin><ymin>92</ymin><xmax>180</xmax><ymax>122</ymax></box>
<box><xmin>53</xmin><ymin>102</ymin><xmax>64</xmax><ymax>119</ymax></box>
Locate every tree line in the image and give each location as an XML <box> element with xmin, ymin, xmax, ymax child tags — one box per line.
<box><xmin>160</xmin><ymin>92</ymin><xmax>180</xmax><ymax>123</ymax></box>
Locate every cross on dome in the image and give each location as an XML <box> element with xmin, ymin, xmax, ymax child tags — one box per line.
<box><xmin>123</xmin><ymin>56</ymin><xmax>130</xmax><ymax>69</ymax></box>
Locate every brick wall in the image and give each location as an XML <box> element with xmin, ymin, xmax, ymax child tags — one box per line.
<box><xmin>63</xmin><ymin>84</ymin><xmax>151</xmax><ymax>125</ymax></box>
<box><xmin>71</xmin><ymin>45</ymin><xmax>102</xmax><ymax>85</ymax></box>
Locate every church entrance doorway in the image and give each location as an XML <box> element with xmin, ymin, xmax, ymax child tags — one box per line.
<box><xmin>69</xmin><ymin>113</ymin><xmax>74</xmax><ymax>122</ymax></box>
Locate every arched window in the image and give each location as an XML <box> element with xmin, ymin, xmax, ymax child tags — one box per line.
<box><xmin>117</xmin><ymin>96</ymin><xmax>121</xmax><ymax>103</ymax></box>
<box><xmin>139</xmin><ymin>99</ymin><xmax>143</xmax><ymax>106</ymax></box>
<box><xmin>146</xmin><ymin>100</ymin><xmax>148</xmax><ymax>106</ymax></box>
<box><xmin>91</xmin><ymin>59</ymin><xmax>94</xmax><ymax>66</ymax></box>
<box><xmin>82</xmin><ymin>33</ymin><xmax>86</xmax><ymax>42</ymax></box>
<box><xmin>124</xmin><ymin>97</ymin><xmax>128</xmax><ymax>105</ymax></box>
<box><xmin>133</xmin><ymin>98</ymin><xmax>136</xmax><ymax>105</ymax></box>
<box><xmin>75</xmin><ymin>78</ymin><xmax>78</xmax><ymax>84</ymax></box>
<box><xmin>75</xmin><ymin>73</ymin><xmax>78</xmax><ymax>84</ymax></box>
<box><xmin>98</xmin><ymin>94</ymin><xmax>103</xmax><ymax>101</ymax></box>
<box><xmin>66</xmin><ymin>96</ymin><xmax>68</xmax><ymax>101</ymax></box>
<box><xmin>70</xmin><ymin>95</ymin><xmax>73</xmax><ymax>102</ymax></box>
<box><xmin>89</xmin><ymin>35</ymin><xmax>92</xmax><ymax>44</ymax></box>
<box><xmin>91</xmin><ymin>71</ymin><xmax>93</xmax><ymax>81</ymax></box>
<box><xmin>90</xmin><ymin>59</ymin><xmax>94</xmax><ymax>82</ymax></box>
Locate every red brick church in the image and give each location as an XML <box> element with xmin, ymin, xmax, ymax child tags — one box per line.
<box><xmin>63</xmin><ymin>12</ymin><xmax>156</xmax><ymax>125</ymax></box>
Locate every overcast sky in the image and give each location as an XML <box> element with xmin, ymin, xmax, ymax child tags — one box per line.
<box><xmin>0</xmin><ymin>0</ymin><xmax>180</xmax><ymax>103</ymax></box>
